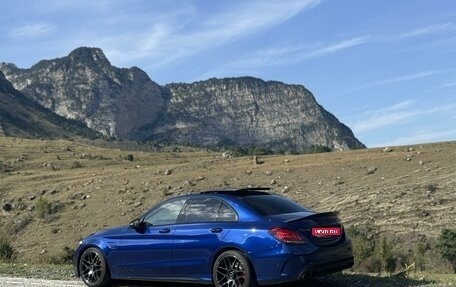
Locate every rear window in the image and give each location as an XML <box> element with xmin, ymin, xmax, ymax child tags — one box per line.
<box><xmin>241</xmin><ymin>194</ymin><xmax>309</xmax><ymax>216</ymax></box>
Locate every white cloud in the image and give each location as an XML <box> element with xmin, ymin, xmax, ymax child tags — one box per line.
<box><xmin>372</xmin><ymin>129</ymin><xmax>456</xmax><ymax>147</ymax></box>
<box><xmin>227</xmin><ymin>36</ymin><xmax>370</xmax><ymax>70</ymax></box>
<box><xmin>396</xmin><ymin>23</ymin><xmax>454</xmax><ymax>39</ymax></box>
<box><xmin>350</xmin><ymin>100</ymin><xmax>456</xmax><ymax>134</ymax></box>
<box><xmin>352</xmin><ymin>110</ymin><xmax>419</xmax><ymax>134</ymax></box>
<box><xmin>349</xmin><ymin>70</ymin><xmax>449</xmax><ymax>92</ymax></box>
<box><xmin>427</xmin><ymin>81</ymin><xmax>456</xmax><ymax>92</ymax></box>
<box><xmin>305</xmin><ymin>36</ymin><xmax>370</xmax><ymax>58</ymax></box>
<box><xmin>103</xmin><ymin>0</ymin><xmax>321</xmax><ymax>68</ymax></box>
<box><xmin>229</xmin><ymin>21</ymin><xmax>454</xmax><ymax>71</ymax></box>
<box><xmin>10</xmin><ymin>22</ymin><xmax>55</xmax><ymax>38</ymax></box>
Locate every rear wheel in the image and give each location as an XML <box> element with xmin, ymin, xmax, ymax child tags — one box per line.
<box><xmin>79</xmin><ymin>247</ymin><xmax>111</xmax><ymax>287</ymax></box>
<box><xmin>213</xmin><ymin>250</ymin><xmax>257</xmax><ymax>287</ymax></box>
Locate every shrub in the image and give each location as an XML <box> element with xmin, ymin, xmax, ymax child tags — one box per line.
<box><xmin>359</xmin><ymin>256</ymin><xmax>382</xmax><ymax>273</ymax></box>
<box><xmin>61</xmin><ymin>246</ymin><xmax>75</xmax><ymax>264</ymax></box>
<box><xmin>347</xmin><ymin>226</ymin><xmax>376</xmax><ymax>268</ymax></box>
<box><xmin>36</xmin><ymin>197</ymin><xmax>51</xmax><ymax>219</ymax></box>
<box><xmin>414</xmin><ymin>235</ymin><xmax>430</xmax><ymax>271</ymax></box>
<box><xmin>8</xmin><ymin>215</ymin><xmax>33</xmax><ymax>234</ymax></box>
<box><xmin>347</xmin><ymin>226</ymin><xmax>400</xmax><ymax>273</ymax></box>
<box><xmin>377</xmin><ymin>236</ymin><xmax>396</xmax><ymax>273</ymax></box>
<box><xmin>71</xmin><ymin>161</ymin><xmax>83</xmax><ymax>168</ymax></box>
<box><xmin>0</xmin><ymin>234</ymin><xmax>15</xmax><ymax>262</ymax></box>
<box><xmin>125</xmin><ymin>154</ymin><xmax>134</xmax><ymax>161</ymax></box>
<box><xmin>226</xmin><ymin>146</ymin><xmax>274</xmax><ymax>157</ymax></box>
<box><xmin>424</xmin><ymin>183</ymin><xmax>437</xmax><ymax>192</ymax></box>
<box><xmin>436</xmin><ymin>228</ymin><xmax>456</xmax><ymax>273</ymax></box>
<box><xmin>308</xmin><ymin>145</ymin><xmax>332</xmax><ymax>154</ymax></box>
<box><xmin>44</xmin><ymin>246</ymin><xmax>75</xmax><ymax>264</ymax></box>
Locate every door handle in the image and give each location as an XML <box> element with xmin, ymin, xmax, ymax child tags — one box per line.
<box><xmin>159</xmin><ymin>228</ymin><xmax>171</xmax><ymax>234</ymax></box>
<box><xmin>210</xmin><ymin>227</ymin><xmax>223</xmax><ymax>233</ymax></box>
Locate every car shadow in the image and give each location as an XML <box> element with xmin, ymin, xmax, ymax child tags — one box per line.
<box><xmin>110</xmin><ymin>273</ymin><xmax>434</xmax><ymax>287</ymax></box>
<box><xmin>110</xmin><ymin>280</ymin><xmax>205</xmax><ymax>287</ymax></box>
<box><xmin>282</xmin><ymin>273</ymin><xmax>435</xmax><ymax>287</ymax></box>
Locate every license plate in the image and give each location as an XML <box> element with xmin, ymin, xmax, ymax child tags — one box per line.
<box><xmin>311</xmin><ymin>227</ymin><xmax>341</xmax><ymax>237</ymax></box>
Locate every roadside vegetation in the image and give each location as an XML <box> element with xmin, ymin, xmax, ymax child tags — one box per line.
<box><xmin>0</xmin><ymin>232</ymin><xmax>15</xmax><ymax>262</ymax></box>
<box><xmin>347</xmin><ymin>226</ymin><xmax>456</xmax><ymax>274</ymax></box>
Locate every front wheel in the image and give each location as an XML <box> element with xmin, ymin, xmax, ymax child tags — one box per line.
<box><xmin>79</xmin><ymin>247</ymin><xmax>111</xmax><ymax>287</ymax></box>
<box><xmin>213</xmin><ymin>250</ymin><xmax>257</xmax><ymax>287</ymax></box>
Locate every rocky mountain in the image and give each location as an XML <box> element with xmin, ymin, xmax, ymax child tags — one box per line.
<box><xmin>0</xmin><ymin>47</ymin><xmax>164</xmax><ymax>138</ymax></box>
<box><xmin>0</xmin><ymin>47</ymin><xmax>365</xmax><ymax>152</ymax></box>
<box><xmin>138</xmin><ymin>77</ymin><xmax>364</xmax><ymax>152</ymax></box>
<box><xmin>0</xmin><ymin>71</ymin><xmax>99</xmax><ymax>139</ymax></box>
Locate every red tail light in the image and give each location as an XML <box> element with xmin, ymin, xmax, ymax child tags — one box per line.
<box><xmin>269</xmin><ymin>228</ymin><xmax>305</xmax><ymax>244</ymax></box>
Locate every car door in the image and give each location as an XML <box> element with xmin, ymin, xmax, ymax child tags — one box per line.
<box><xmin>118</xmin><ymin>198</ymin><xmax>186</xmax><ymax>279</ymax></box>
<box><xmin>172</xmin><ymin>197</ymin><xmax>237</xmax><ymax>279</ymax></box>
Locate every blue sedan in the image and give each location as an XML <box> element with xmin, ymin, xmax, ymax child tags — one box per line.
<box><xmin>74</xmin><ymin>187</ymin><xmax>353</xmax><ymax>287</ymax></box>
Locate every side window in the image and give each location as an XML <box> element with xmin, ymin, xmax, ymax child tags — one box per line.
<box><xmin>183</xmin><ymin>198</ymin><xmax>221</xmax><ymax>223</ymax></box>
<box><xmin>217</xmin><ymin>202</ymin><xmax>237</xmax><ymax>222</ymax></box>
<box><xmin>143</xmin><ymin>198</ymin><xmax>186</xmax><ymax>226</ymax></box>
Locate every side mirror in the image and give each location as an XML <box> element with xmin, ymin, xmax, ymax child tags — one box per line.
<box><xmin>129</xmin><ymin>218</ymin><xmax>142</xmax><ymax>229</ymax></box>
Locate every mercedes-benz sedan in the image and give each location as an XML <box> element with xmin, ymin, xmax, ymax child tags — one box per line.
<box><xmin>74</xmin><ymin>187</ymin><xmax>353</xmax><ymax>287</ymax></box>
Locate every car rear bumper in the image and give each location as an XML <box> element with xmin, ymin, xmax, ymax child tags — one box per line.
<box><xmin>254</xmin><ymin>238</ymin><xmax>353</xmax><ymax>285</ymax></box>
<box><xmin>297</xmin><ymin>256</ymin><xmax>354</xmax><ymax>279</ymax></box>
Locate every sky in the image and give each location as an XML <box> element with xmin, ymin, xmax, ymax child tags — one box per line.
<box><xmin>1</xmin><ymin>0</ymin><xmax>456</xmax><ymax>147</ymax></box>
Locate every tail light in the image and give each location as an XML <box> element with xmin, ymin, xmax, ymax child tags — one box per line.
<box><xmin>269</xmin><ymin>227</ymin><xmax>306</xmax><ymax>244</ymax></box>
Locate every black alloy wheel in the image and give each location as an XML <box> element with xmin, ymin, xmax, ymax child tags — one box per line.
<box><xmin>79</xmin><ymin>247</ymin><xmax>111</xmax><ymax>287</ymax></box>
<box><xmin>213</xmin><ymin>250</ymin><xmax>256</xmax><ymax>287</ymax></box>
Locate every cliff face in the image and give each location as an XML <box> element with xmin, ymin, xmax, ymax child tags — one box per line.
<box><xmin>0</xmin><ymin>71</ymin><xmax>100</xmax><ymax>139</ymax></box>
<box><xmin>1</xmin><ymin>47</ymin><xmax>364</xmax><ymax>152</ymax></box>
<box><xmin>0</xmin><ymin>47</ymin><xmax>164</xmax><ymax>138</ymax></box>
<box><xmin>141</xmin><ymin>77</ymin><xmax>364</xmax><ymax>152</ymax></box>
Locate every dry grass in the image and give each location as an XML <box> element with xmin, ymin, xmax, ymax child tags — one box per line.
<box><xmin>0</xmin><ymin>136</ymin><xmax>455</xmax><ymax>264</ymax></box>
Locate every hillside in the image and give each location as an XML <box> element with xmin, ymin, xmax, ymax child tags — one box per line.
<box><xmin>0</xmin><ymin>72</ymin><xmax>100</xmax><ymax>139</ymax></box>
<box><xmin>0</xmin><ymin>137</ymin><xmax>454</xmax><ymax>263</ymax></box>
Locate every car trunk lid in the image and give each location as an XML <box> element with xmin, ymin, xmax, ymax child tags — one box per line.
<box><xmin>270</xmin><ymin>212</ymin><xmax>343</xmax><ymax>246</ymax></box>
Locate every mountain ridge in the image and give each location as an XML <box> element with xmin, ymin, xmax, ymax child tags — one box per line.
<box><xmin>0</xmin><ymin>47</ymin><xmax>365</xmax><ymax>152</ymax></box>
<box><xmin>0</xmin><ymin>70</ymin><xmax>101</xmax><ymax>139</ymax></box>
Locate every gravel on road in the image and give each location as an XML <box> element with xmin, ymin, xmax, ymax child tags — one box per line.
<box><xmin>0</xmin><ymin>276</ymin><xmax>85</xmax><ymax>287</ymax></box>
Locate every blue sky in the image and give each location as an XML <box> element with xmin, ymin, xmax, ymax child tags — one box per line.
<box><xmin>1</xmin><ymin>0</ymin><xmax>456</xmax><ymax>147</ymax></box>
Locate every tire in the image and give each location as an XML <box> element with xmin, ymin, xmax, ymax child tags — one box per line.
<box><xmin>78</xmin><ymin>247</ymin><xmax>111</xmax><ymax>287</ymax></box>
<box><xmin>213</xmin><ymin>250</ymin><xmax>257</xmax><ymax>287</ymax></box>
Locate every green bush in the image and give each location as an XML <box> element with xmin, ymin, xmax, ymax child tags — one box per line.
<box><xmin>359</xmin><ymin>256</ymin><xmax>382</xmax><ymax>273</ymax></box>
<box><xmin>347</xmin><ymin>227</ymin><xmax>398</xmax><ymax>273</ymax></box>
<box><xmin>61</xmin><ymin>246</ymin><xmax>75</xmax><ymax>264</ymax></box>
<box><xmin>308</xmin><ymin>145</ymin><xmax>332</xmax><ymax>154</ymax></box>
<box><xmin>8</xmin><ymin>215</ymin><xmax>33</xmax><ymax>234</ymax></box>
<box><xmin>0</xmin><ymin>234</ymin><xmax>15</xmax><ymax>262</ymax></box>
<box><xmin>70</xmin><ymin>161</ymin><xmax>83</xmax><ymax>168</ymax></box>
<box><xmin>125</xmin><ymin>154</ymin><xmax>134</xmax><ymax>161</ymax></box>
<box><xmin>347</xmin><ymin>226</ymin><xmax>456</xmax><ymax>274</ymax></box>
<box><xmin>414</xmin><ymin>235</ymin><xmax>430</xmax><ymax>271</ymax></box>
<box><xmin>36</xmin><ymin>197</ymin><xmax>51</xmax><ymax>219</ymax></box>
<box><xmin>226</xmin><ymin>146</ymin><xmax>274</xmax><ymax>157</ymax></box>
<box><xmin>347</xmin><ymin>225</ymin><xmax>376</xmax><ymax>270</ymax></box>
<box><xmin>436</xmin><ymin>228</ymin><xmax>456</xmax><ymax>273</ymax></box>
<box><xmin>377</xmin><ymin>236</ymin><xmax>396</xmax><ymax>273</ymax></box>
<box><xmin>44</xmin><ymin>246</ymin><xmax>74</xmax><ymax>264</ymax></box>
